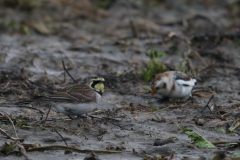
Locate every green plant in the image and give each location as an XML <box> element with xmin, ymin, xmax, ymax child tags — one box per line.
<box><xmin>142</xmin><ymin>48</ymin><xmax>166</xmax><ymax>82</ymax></box>
<box><xmin>182</xmin><ymin>127</ymin><xmax>215</xmax><ymax>149</ymax></box>
<box><xmin>231</xmin><ymin>153</ymin><xmax>240</xmax><ymax>158</ymax></box>
<box><xmin>90</xmin><ymin>0</ymin><xmax>116</xmax><ymax>9</ymax></box>
<box><xmin>2</xmin><ymin>0</ymin><xmax>41</xmax><ymax>11</ymax></box>
<box><xmin>176</xmin><ymin>61</ymin><xmax>187</xmax><ymax>73</ymax></box>
<box><xmin>151</xmin><ymin>106</ymin><xmax>158</xmax><ymax>111</ymax></box>
<box><xmin>1</xmin><ymin>145</ymin><xmax>16</xmax><ymax>155</ymax></box>
<box><xmin>214</xmin><ymin>127</ymin><xmax>227</xmax><ymax>134</ymax></box>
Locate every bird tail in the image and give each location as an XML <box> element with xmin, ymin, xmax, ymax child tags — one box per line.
<box><xmin>14</xmin><ymin>96</ymin><xmax>46</xmax><ymax>105</ymax></box>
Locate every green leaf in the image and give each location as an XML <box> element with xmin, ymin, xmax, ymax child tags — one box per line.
<box><xmin>1</xmin><ymin>145</ymin><xmax>16</xmax><ymax>155</ymax></box>
<box><xmin>225</xmin><ymin>143</ymin><xmax>238</xmax><ymax>146</ymax></box>
<box><xmin>151</xmin><ymin>106</ymin><xmax>158</xmax><ymax>112</ymax></box>
<box><xmin>232</xmin><ymin>153</ymin><xmax>240</xmax><ymax>158</ymax></box>
<box><xmin>214</xmin><ymin>127</ymin><xmax>227</xmax><ymax>134</ymax></box>
<box><xmin>146</xmin><ymin>48</ymin><xmax>166</xmax><ymax>59</ymax></box>
<box><xmin>142</xmin><ymin>59</ymin><xmax>166</xmax><ymax>82</ymax></box>
<box><xmin>229</xmin><ymin>120</ymin><xmax>240</xmax><ymax>132</ymax></box>
<box><xmin>182</xmin><ymin>127</ymin><xmax>215</xmax><ymax>149</ymax></box>
<box><xmin>129</xmin><ymin>134</ymin><xmax>139</xmax><ymax>137</ymax></box>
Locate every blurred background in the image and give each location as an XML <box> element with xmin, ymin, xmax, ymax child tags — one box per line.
<box><xmin>0</xmin><ymin>0</ymin><xmax>239</xmax><ymax>81</ymax></box>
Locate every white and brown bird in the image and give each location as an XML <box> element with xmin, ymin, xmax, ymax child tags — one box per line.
<box><xmin>17</xmin><ymin>78</ymin><xmax>105</xmax><ymax>118</ymax></box>
<box><xmin>150</xmin><ymin>71</ymin><xmax>197</xmax><ymax>99</ymax></box>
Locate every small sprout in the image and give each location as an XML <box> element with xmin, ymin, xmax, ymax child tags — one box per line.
<box><xmin>21</xmin><ymin>25</ymin><xmax>30</xmax><ymax>35</ymax></box>
<box><xmin>214</xmin><ymin>128</ymin><xmax>227</xmax><ymax>134</ymax></box>
<box><xmin>142</xmin><ymin>48</ymin><xmax>166</xmax><ymax>82</ymax></box>
<box><xmin>1</xmin><ymin>145</ymin><xmax>16</xmax><ymax>155</ymax></box>
<box><xmin>143</xmin><ymin>86</ymin><xmax>151</xmax><ymax>90</ymax></box>
<box><xmin>3</xmin><ymin>0</ymin><xmax>41</xmax><ymax>11</ymax></box>
<box><xmin>129</xmin><ymin>134</ymin><xmax>139</xmax><ymax>137</ymax></box>
<box><xmin>21</xmin><ymin>125</ymin><xmax>34</xmax><ymax>129</ymax></box>
<box><xmin>232</xmin><ymin>153</ymin><xmax>240</xmax><ymax>158</ymax></box>
<box><xmin>176</xmin><ymin>61</ymin><xmax>187</xmax><ymax>73</ymax></box>
<box><xmin>39</xmin><ymin>125</ymin><xmax>46</xmax><ymax>130</ymax></box>
<box><xmin>16</xmin><ymin>119</ymin><xmax>28</xmax><ymax>128</ymax></box>
<box><xmin>146</xmin><ymin>48</ymin><xmax>166</xmax><ymax>59</ymax></box>
<box><xmin>90</xmin><ymin>0</ymin><xmax>116</xmax><ymax>9</ymax></box>
<box><xmin>151</xmin><ymin>106</ymin><xmax>158</xmax><ymax>112</ymax></box>
<box><xmin>225</xmin><ymin>143</ymin><xmax>238</xmax><ymax>146</ymax></box>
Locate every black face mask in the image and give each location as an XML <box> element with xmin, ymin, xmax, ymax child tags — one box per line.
<box><xmin>91</xmin><ymin>81</ymin><xmax>103</xmax><ymax>96</ymax></box>
<box><xmin>91</xmin><ymin>80</ymin><xmax>101</xmax><ymax>89</ymax></box>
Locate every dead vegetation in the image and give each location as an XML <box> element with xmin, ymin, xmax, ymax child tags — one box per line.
<box><xmin>0</xmin><ymin>0</ymin><xmax>240</xmax><ymax>159</ymax></box>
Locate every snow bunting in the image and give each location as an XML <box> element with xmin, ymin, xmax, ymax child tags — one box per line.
<box><xmin>150</xmin><ymin>71</ymin><xmax>197</xmax><ymax>99</ymax></box>
<box><xmin>17</xmin><ymin>78</ymin><xmax>105</xmax><ymax>117</ymax></box>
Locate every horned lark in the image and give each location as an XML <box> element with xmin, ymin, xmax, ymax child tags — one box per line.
<box><xmin>18</xmin><ymin>78</ymin><xmax>105</xmax><ymax>117</ymax></box>
<box><xmin>150</xmin><ymin>71</ymin><xmax>197</xmax><ymax>99</ymax></box>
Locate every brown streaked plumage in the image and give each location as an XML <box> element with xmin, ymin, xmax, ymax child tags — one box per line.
<box><xmin>44</xmin><ymin>84</ymin><xmax>98</xmax><ymax>103</ymax></box>
<box><xmin>17</xmin><ymin>78</ymin><xmax>105</xmax><ymax>117</ymax></box>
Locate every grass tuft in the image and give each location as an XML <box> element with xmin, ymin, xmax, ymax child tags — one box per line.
<box><xmin>142</xmin><ymin>48</ymin><xmax>166</xmax><ymax>82</ymax></box>
<box><xmin>90</xmin><ymin>0</ymin><xmax>116</xmax><ymax>9</ymax></box>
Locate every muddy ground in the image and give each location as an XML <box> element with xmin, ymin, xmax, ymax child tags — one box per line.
<box><xmin>0</xmin><ymin>0</ymin><xmax>240</xmax><ymax>159</ymax></box>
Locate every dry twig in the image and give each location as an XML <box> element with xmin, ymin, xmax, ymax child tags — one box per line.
<box><xmin>62</xmin><ymin>60</ymin><xmax>76</xmax><ymax>83</ymax></box>
<box><xmin>0</xmin><ymin>128</ymin><xmax>20</xmax><ymax>141</ymax></box>
<box><xmin>201</xmin><ymin>95</ymin><xmax>214</xmax><ymax>114</ymax></box>
<box><xmin>27</xmin><ymin>145</ymin><xmax>122</xmax><ymax>153</ymax></box>
<box><xmin>53</xmin><ymin>128</ymin><xmax>68</xmax><ymax>146</ymax></box>
<box><xmin>0</xmin><ymin>109</ymin><xmax>19</xmax><ymax>139</ymax></box>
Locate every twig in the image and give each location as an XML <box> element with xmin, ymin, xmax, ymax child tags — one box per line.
<box><xmin>193</xmin><ymin>51</ymin><xmax>208</xmax><ymax>66</ymax></box>
<box><xmin>44</xmin><ymin>105</ymin><xmax>52</xmax><ymax>123</ymax></box>
<box><xmin>26</xmin><ymin>79</ymin><xmax>55</xmax><ymax>94</ymax></box>
<box><xmin>88</xmin><ymin>115</ymin><xmax>121</xmax><ymax>122</ymax></box>
<box><xmin>53</xmin><ymin>128</ymin><xmax>68</xmax><ymax>146</ymax></box>
<box><xmin>214</xmin><ymin>64</ymin><xmax>240</xmax><ymax>70</ymax></box>
<box><xmin>192</xmin><ymin>91</ymin><xmax>217</xmax><ymax>98</ymax></box>
<box><xmin>27</xmin><ymin>145</ymin><xmax>122</xmax><ymax>153</ymax></box>
<box><xmin>231</xmin><ymin>130</ymin><xmax>240</xmax><ymax>136</ymax></box>
<box><xmin>186</xmin><ymin>58</ymin><xmax>196</xmax><ymax>77</ymax></box>
<box><xmin>62</xmin><ymin>60</ymin><xmax>76</xmax><ymax>83</ymax></box>
<box><xmin>142</xmin><ymin>101</ymin><xmax>191</xmax><ymax>117</ymax></box>
<box><xmin>199</xmin><ymin>64</ymin><xmax>215</xmax><ymax>73</ymax></box>
<box><xmin>17</xmin><ymin>142</ymin><xmax>33</xmax><ymax>160</ymax></box>
<box><xmin>201</xmin><ymin>95</ymin><xmax>214</xmax><ymax>114</ymax></box>
<box><xmin>13</xmin><ymin>105</ymin><xmax>45</xmax><ymax>114</ymax></box>
<box><xmin>88</xmin><ymin>115</ymin><xmax>124</xmax><ymax>130</ymax></box>
<box><xmin>106</xmin><ymin>88</ymin><xmax>159</xmax><ymax>99</ymax></box>
<box><xmin>126</xmin><ymin>1</ymin><xmax>137</xmax><ymax>38</ymax></box>
<box><xmin>63</xmin><ymin>64</ymin><xmax>66</xmax><ymax>83</ymax></box>
<box><xmin>0</xmin><ymin>109</ymin><xmax>19</xmax><ymax>139</ymax></box>
<box><xmin>129</xmin><ymin>20</ymin><xmax>137</xmax><ymax>38</ymax></box>
<box><xmin>0</xmin><ymin>127</ymin><xmax>21</xmax><ymax>141</ymax></box>
<box><xmin>159</xmin><ymin>101</ymin><xmax>191</xmax><ymax>112</ymax></box>
<box><xmin>212</xmin><ymin>141</ymin><xmax>240</xmax><ymax>145</ymax></box>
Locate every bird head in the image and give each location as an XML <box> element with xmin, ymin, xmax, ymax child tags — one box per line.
<box><xmin>150</xmin><ymin>76</ymin><xmax>167</xmax><ymax>95</ymax></box>
<box><xmin>89</xmin><ymin>78</ymin><xmax>105</xmax><ymax>95</ymax></box>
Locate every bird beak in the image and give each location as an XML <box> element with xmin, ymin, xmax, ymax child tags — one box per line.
<box><xmin>151</xmin><ymin>89</ymin><xmax>157</xmax><ymax>95</ymax></box>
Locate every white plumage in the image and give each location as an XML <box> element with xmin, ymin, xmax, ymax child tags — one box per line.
<box><xmin>150</xmin><ymin>71</ymin><xmax>197</xmax><ymax>98</ymax></box>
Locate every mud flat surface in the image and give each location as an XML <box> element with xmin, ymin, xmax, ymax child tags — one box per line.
<box><xmin>0</xmin><ymin>0</ymin><xmax>240</xmax><ymax>159</ymax></box>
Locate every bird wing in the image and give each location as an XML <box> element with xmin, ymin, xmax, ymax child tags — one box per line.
<box><xmin>174</xmin><ymin>72</ymin><xmax>196</xmax><ymax>86</ymax></box>
<box><xmin>45</xmin><ymin>84</ymin><xmax>96</xmax><ymax>103</ymax></box>
<box><xmin>67</xmin><ymin>84</ymin><xmax>97</xmax><ymax>102</ymax></box>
